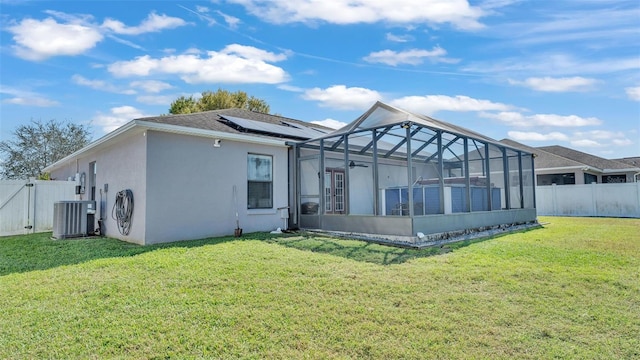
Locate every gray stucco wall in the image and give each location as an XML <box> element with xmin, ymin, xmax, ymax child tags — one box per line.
<box><xmin>48</xmin><ymin>130</ymin><xmax>148</xmax><ymax>244</ymax></box>
<box><xmin>144</xmin><ymin>130</ymin><xmax>289</xmax><ymax>244</ymax></box>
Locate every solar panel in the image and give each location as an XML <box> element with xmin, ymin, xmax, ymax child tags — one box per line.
<box><xmin>221</xmin><ymin>115</ymin><xmax>328</xmax><ymax>140</ymax></box>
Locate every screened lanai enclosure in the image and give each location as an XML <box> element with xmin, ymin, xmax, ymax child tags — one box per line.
<box><xmin>291</xmin><ymin>102</ymin><xmax>537</xmax><ymax>242</ymax></box>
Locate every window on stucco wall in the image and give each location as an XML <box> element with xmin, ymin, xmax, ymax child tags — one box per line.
<box><xmin>247</xmin><ymin>154</ymin><xmax>273</xmax><ymax>209</ymax></box>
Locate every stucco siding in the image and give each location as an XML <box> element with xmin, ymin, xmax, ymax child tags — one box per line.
<box><xmin>48</xmin><ymin>130</ymin><xmax>148</xmax><ymax>244</ymax></box>
<box><xmin>145</xmin><ymin>130</ymin><xmax>288</xmax><ymax>244</ymax></box>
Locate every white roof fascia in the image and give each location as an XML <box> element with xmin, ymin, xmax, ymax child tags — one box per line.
<box><xmin>536</xmin><ymin>165</ymin><xmax>603</xmax><ymax>173</ymax></box>
<box><xmin>44</xmin><ymin>120</ymin><xmax>288</xmax><ymax>172</ymax></box>
<box><xmin>602</xmin><ymin>167</ymin><xmax>640</xmax><ymax>173</ymax></box>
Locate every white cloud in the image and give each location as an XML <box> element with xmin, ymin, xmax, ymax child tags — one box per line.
<box><xmin>7</xmin><ymin>11</ymin><xmax>189</xmax><ymax>61</ymax></box>
<box><xmin>363</xmin><ymin>47</ymin><xmax>458</xmax><ymax>66</ymax></box>
<box><xmin>129</xmin><ymin>80</ymin><xmax>173</xmax><ymax>93</ymax></box>
<box><xmin>7</xmin><ymin>17</ymin><xmax>103</xmax><ymax>60</ymax></box>
<box><xmin>465</xmin><ymin>53</ymin><xmax>640</xmax><ymax>76</ymax></box>
<box><xmin>277</xmin><ymin>84</ymin><xmax>305</xmax><ymax>92</ymax></box>
<box><xmin>302</xmin><ymin>85</ymin><xmax>382</xmax><ymax>110</ymax></box>
<box><xmin>612</xmin><ymin>138</ymin><xmax>634</xmax><ymax>146</ymax></box>
<box><xmin>101</xmin><ymin>12</ymin><xmax>187</xmax><ymax>35</ymax></box>
<box><xmin>228</xmin><ymin>0</ymin><xmax>486</xmax><ymax>30</ymax></box>
<box><xmin>196</xmin><ymin>6</ymin><xmax>210</xmax><ymax>13</ymax></box>
<box><xmin>0</xmin><ymin>87</ymin><xmax>59</xmax><ymax>107</ymax></box>
<box><xmin>574</xmin><ymin>130</ymin><xmax>628</xmax><ymax>140</ymax></box>
<box><xmin>221</xmin><ymin>44</ymin><xmax>287</xmax><ymax>62</ymax></box>
<box><xmin>509</xmin><ymin>76</ymin><xmax>597</xmax><ymax>92</ymax></box>
<box><xmin>3</xmin><ymin>96</ymin><xmax>59</xmax><ymax>107</ymax></box>
<box><xmin>71</xmin><ymin>75</ymin><xmax>136</xmax><ymax>94</ymax></box>
<box><xmin>93</xmin><ymin>106</ymin><xmax>150</xmax><ymax>133</ymax></box>
<box><xmin>107</xmin><ymin>45</ymin><xmax>289</xmax><ymax>84</ymax></box>
<box><xmin>136</xmin><ymin>95</ymin><xmax>176</xmax><ymax>105</ymax></box>
<box><xmin>386</xmin><ymin>32</ymin><xmax>414</xmax><ymax>42</ymax></box>
<box><xmin>507</xmin><ymin>131</ymin><xmax>569</xmax><ymax>142</ymax></box>
<box><xmin>625</xmin><ymin>86</ymin><xmax>640</xmax><ymax>101</ymax></box>
<box><xmin>572</xmin><ymin>130</ymin><xmax>633</xmax><ymax>148</ymax></box>
<box><xmin>311</xmin><ymin>118</ymin><xmax>349</xmax><ymax>129</ymax></box>
<box><xmin>480</xmin><ymin>111</ymin><xmax>602</xmax><ymax>127</ymax></box>
<box><xmin>391</xmin><ymin>95</ymin><xmax>512</xmax><ymax>115</ymax></box>
<box><xmin>216</xmin><ymin>10</ymin><xmax>241</xmax><ymax>29</ymax></box>
<box><xmin>571</xmin><ymin>139</ymin><xmax>602</xmax><ymax>148</ymax></box>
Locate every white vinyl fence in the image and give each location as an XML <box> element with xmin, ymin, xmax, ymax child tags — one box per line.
<box><xmin>536</xmin><ymin>182</ymin><xmax>640</xmax><ymax>218</ymax></box>
<box><xmin>0</xmin><ymin>179</ymin><xmax>77</xmax><ymax>236</ymax></box>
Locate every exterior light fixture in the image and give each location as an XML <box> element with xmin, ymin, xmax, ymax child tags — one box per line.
<box><xmin>401</xmin><ymin>121</ymin><xmax>412</xmax><ymax>129</ymax></box>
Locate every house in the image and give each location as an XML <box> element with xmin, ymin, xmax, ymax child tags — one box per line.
<box><xmin>500</xmin><ymin>140</ymin><xmax>640</xmax><ymax>185</ymax></box>
<box><xmin>45</xmin><ymin>102</ymin><xmax>538</xmax><ymax>245</ymax></box>
<box><xmin>44</xmin><ymin>109</ymin><xmax>331</xmax><ymax>245</ymax></box>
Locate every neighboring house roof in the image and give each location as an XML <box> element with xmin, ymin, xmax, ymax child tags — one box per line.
<box><xmin>499</xmin><ymin>140</ymin><xmax>640</xmax><ymax>173</ymax></box>
<box><xmin>538</xmin><ymin>145</ymin><xmax>638</xmax><ymax>172</ymax></box>
<box><xmin>44</xmin><ymin>108</ymin><xmax>331</xmax><ymax>173</ymax></box>
<box><xmin>614</xmin><ymin>157</ymin><xmax>640</xmax><ymax>168</ymax></box>
<box><xmin>499</xmin><ymin>139</ymin><xmax>585</xmax><ymax>169</ymax></box>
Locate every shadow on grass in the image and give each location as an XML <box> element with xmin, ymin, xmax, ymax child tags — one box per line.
<box><xmin>263</xmin><ymin>233</ymin><xmax>498</xmax><ymax>265</ymax></box>
<box><xmin>1</xmin><ymin>228</ymin><xmax>535</xmax><ymax>276</ymax></box>
<box><xmin>0</xmin><ymin>231</ymin><xmax>282</xmax><ymax>277</ymax></box>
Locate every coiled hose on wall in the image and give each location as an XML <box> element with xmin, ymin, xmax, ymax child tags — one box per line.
<box><xmin>112</xmin><ymin>189</ymin><xmax>134</xmax><ymax>236</ymax></box>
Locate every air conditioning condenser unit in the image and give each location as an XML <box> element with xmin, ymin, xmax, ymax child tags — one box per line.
<box><xmin>52</xmin><ymin>201</ymin><xmax>96</xmax><ymax>239</ymax></box>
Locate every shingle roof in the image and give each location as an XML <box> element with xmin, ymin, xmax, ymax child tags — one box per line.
<box><xmin>138</xmin><ymin>108</ymin><xmax>331</xmax><ymax>141</ymax></box>
<box><xmin>614</xmin><ymin>157</ymin><xmax>640</xmax><ymax>168</ymax></box>
<box><xmin>499</xmin><ymin>139</ymin><xmax>584</xmax><ymax>168</ymax></box>
<box><xmin>538</xmin><ymin>145</ymin><xmax>635</xmax><ymax>170</ymax></box>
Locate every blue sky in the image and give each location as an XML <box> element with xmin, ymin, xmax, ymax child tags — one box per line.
<box><xmin>1</xmin><ymin>0</ymin><xmax>639</xmax><ymax>158</ymax></box>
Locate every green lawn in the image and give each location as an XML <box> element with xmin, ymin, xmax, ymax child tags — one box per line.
<box><xmin>1</xmin><ymin>216</ymin><xmax>638</xmax><ymax>359</ymax></box>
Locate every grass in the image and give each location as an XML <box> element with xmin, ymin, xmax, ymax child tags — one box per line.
<box><xmin>0</xmin><ymin>216</ymin><xmax>638</xmax><ymax>359</ymax></box>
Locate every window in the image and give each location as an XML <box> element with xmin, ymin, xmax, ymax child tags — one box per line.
<box><xmin>584</xmin><ymin>173</ymin><xmax>597</xmax><ymax>184</ymax></box>
<box><xmin>536</xmin><ymin>173</ymin><xmax>575</xmax><ymax>186</ymax></box>
<box><xmin>603</xmin><ymin>174</ymin><xmax>626</xmax><ymax>183</ymax></box>
<box><xmin>247</xmin><ymin>154</ymin><xmax>273</xmax><ymax>209</ymax></box>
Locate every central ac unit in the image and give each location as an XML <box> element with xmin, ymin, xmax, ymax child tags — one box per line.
<box><xmin>52</xmin><ymin>201</ymin><xmax>96</xmax><ymax>239</ymax></box>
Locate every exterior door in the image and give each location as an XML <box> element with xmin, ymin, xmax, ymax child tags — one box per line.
<box><xmin>324</xmin><ymin>169</ymin><xmax>345</xmax><ymax>214</ymax></box>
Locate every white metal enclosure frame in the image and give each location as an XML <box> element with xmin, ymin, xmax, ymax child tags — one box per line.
<box><xmin>291</xmin><ymin>102</ymin><xmax>537</xmax><ymax>240</ymax></box>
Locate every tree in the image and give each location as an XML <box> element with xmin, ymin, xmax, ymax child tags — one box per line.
<box><xmin>169</xmin><ymin>89</ymin><xmax>271</xmax><ymax>114</ymax></box>
<box><xmin>0</xmin><ymin>119</ymin><xmax>91</xmax><ymax>179</ymax></box>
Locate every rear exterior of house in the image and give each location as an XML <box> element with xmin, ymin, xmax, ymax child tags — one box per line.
<box><xmin>46</xmin><ymin>104</ymin><xmax>538</xmax><ymax>245</ymax></box>
<box><xmin>45</xmin><ymin>109</ymin><xmax>319</xmax><ymax>245</ymax></box>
